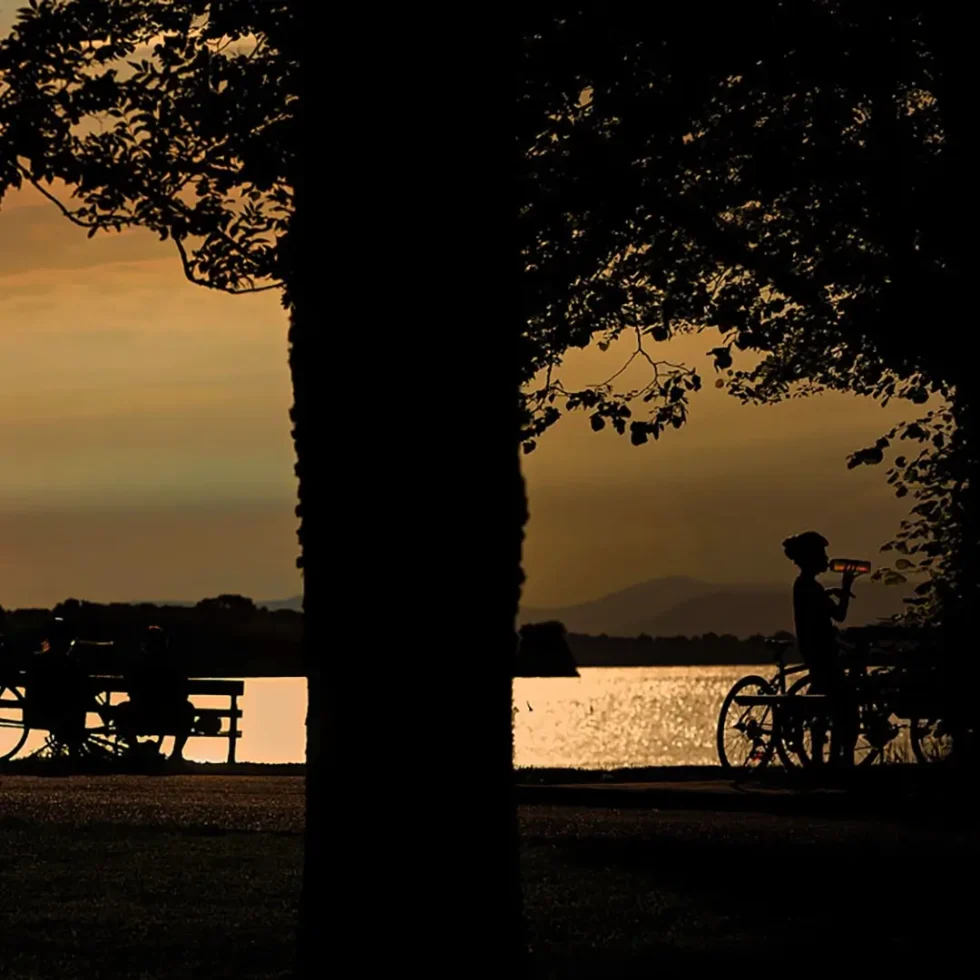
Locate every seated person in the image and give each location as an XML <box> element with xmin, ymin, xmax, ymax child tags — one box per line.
<box><xmin>115</xmin><ymin>625</ymin><xmax>194</xmax><ymax>762</ymax></box>
<box><xmin>26</xmin><ymin>616</ymin><xmax>90</xmax><ymax>746</ymax></box>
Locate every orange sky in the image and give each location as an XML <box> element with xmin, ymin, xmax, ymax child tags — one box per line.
<box><xmin>0</xmin><ymin>178</ymin><xmax>919</xmax><ymax>609</ymax></box>
<box><xmin>0</xmin><ymin>181</ymin><xmax>300</xmax><ymax>606</ymax></box>
<box><xmin>0</xmin><ymin>2</ymin><xmax>922</xmax><ymax>612</ymax></box>
<box><xmin>522</xmin><ymin>336</ymin><xmax>917</xmax><ymax>605</ymax></box>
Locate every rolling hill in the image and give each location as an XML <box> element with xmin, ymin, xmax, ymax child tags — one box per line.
<box><xmin>519</xmin><ymin>576</ymin><xmax>908</xmax><ymax>639</ymax></box>
<box><xmin>257</xmin><ymin>596</ymin><xmax>303</xmax><ymax>612</ymax></box>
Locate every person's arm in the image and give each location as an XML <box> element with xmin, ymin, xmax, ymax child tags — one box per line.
<box><xmin>826</xmin><ymin>570</ymin><xmax>856</xmax><ymax>622</ymax></box>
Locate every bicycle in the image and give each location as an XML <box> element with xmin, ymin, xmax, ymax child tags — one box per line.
<box><xmin>716</xmin><ymin>635</ymin><xmax>904</xmax><ymax>770</ymax></box>
<box><xmin>715</xmin><ymin>637</ymin><xmax>807</xmax><ymax>770</ymax></box>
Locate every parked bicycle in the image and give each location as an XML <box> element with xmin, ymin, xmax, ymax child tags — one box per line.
<box><xmin>716</xmin><ymin>634</ymin><xmax>906</xmax><ymax>770</ymax></box>
<box><xmin>715</xmin><ymin>637</ymin><xmax>806</xmax><ymax>769</ymax></box>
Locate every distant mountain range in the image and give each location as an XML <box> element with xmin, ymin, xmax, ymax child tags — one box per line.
<box><xmin>141</xmin><ymin>579</ymin><xmax>907</xmax><ymax>640</ymax></box>
<box><xmin>519</xmin><ymin>575</ymin><xmax>908</xmax><ymax>639</ymax></box>
<box><xmin>257</xmin><ymin>596</ymin><xmax>303</xmax><ymax>612</ymax></box>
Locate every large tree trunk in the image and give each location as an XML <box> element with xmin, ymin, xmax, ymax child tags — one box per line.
<box><xmin>944</xmin><ymin>391</ymin><xmax>980</xmax><ymax>759</ymax></box>
<box><xmin>289</xmin><ymin>300</ymin><xmax>320</xmax><ymax>976</ymax></box>
<box><xmin>508</xmin><ymin>407</ymin><xmax>531</xmax><ymax>964</ymax></box>
<box><xmin>286</xmin><ymin>327</ymin><xmax>527</xmax><ymax>978</ymax></box>
<box><xmin>924</xmin><ymin>19</ymin><xmax>979</xmax><ymax>761</ymax></box>
<box><xmin>289</xmin><ymin>10</ymin><xmax>524</xmax><ymax>973</ymax></box>
<box><xmin>289</xmin><ymin>13</ymin><xmax>319</xmax><ymax>967</ymax></box>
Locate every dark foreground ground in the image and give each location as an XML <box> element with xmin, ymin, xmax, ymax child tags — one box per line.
<box><xmin>0</xmin><ymin>775</ymin><xmax>303</xmax><ymax>980</ymax></box>
<box><xmin>0</xmin><ymin>771</ymin><xmax>975</xmax><ymax>977</ymax></box>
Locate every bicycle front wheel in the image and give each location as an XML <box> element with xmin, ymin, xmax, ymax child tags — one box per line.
<box><xmin>717</xmin><ymin>675</ymin><xmax>776</xmax><ymax>770</ymax></box>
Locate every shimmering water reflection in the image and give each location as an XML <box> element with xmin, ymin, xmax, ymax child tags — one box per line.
<box><xmin>513</xmin><ymin>666</ymin><xmax>752</xmax><ymax>769</ymax></box>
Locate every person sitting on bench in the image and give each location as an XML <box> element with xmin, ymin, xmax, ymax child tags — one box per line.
<box><xmin>27</xmin><ymin>616</ymin><xmax>90</xmax><ymax>749</ymax></box>
<box><xmin>115</xmin><ymin>625</ymin><xmax>194</xmax><ymax>763</ymax></box>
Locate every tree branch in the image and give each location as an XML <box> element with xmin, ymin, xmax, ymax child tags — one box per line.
<box><xmin>173</xmin><ymin>235</ymin><xmax>283</xmax><ymax>294</ymax></box>
<box><xmin>594</xmin><ymin>348</ymin><xmax>639</xmax><ymax>388</ymax></box>
<box><xmin>21</xmin><ymin>165</ymin><xmax>282</xmax><ymax>295</ymax></box>
<box><xmin>20</xmin><ymin>164</ymin><xmax>134</xmax><ymax>230</ymax></box>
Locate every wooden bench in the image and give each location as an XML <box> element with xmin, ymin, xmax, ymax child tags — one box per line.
<box><xmin>89</xmin><ymin>676</ymin><xmax>245</xmax><ymax>763</ymax></box>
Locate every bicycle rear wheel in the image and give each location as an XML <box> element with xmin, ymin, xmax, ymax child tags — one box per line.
<box><xmin>717</xmin><ymin>675</ymin><xmax>776</xmax><ymax>770</ymax></box>
<box><xmin>779</xmin><ymin>676</ymin><xmax>881</xmax><ymax>768</ymax></box>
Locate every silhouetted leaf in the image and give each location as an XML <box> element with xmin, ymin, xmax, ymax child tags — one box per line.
<box><xmin>709</xmin><ymin>346</ymin><xmax>732</xmax><ymax>371</ymax></box>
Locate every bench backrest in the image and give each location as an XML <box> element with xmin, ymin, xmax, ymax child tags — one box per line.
<box><xmin>87</xmin><ymin>676</ymin><xmax>245</xmax><ymax>697</ymax></box>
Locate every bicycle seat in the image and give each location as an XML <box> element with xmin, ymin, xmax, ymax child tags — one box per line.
<box><xmin>764</xmin><ymin>637</ymin><xmax>794</xmax><ymax>663</ymax></box>
<box><xmin>764</xmin><ymin>637</ymin><xmax>794</xmax><ymax>651</ymax></box>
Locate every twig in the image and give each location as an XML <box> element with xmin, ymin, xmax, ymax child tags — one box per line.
<box><xmin>173</xmin><ymin>236</ymin><xmax>283</xmax><ymax>294</ymax></box>
<box><xmin>20</xmin><ymin>165</ymin><xmax>134</xmax><ymax>230</ymax></box>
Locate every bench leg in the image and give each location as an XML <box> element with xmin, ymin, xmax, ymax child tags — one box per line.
<box><xmin>228</xmin><ymin>694</ymin><xmax>238</xmax><ymax>764</ymax></box>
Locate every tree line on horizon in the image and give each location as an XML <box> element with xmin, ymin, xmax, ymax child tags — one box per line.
<box><xmin>519</xmin><ymin>619</ymin><xmax>935</xmax><ymax>675</ymax></box>
<box><xmin>0</xmin><ymin>594</ymin><xmax>303</xmax><ymax>675</ymax></box>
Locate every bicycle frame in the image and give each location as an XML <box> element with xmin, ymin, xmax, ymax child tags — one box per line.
<box><xmin>766</xmin><ymin>642</ymin><xmax>807</xmax><ymax>695</ymax></box>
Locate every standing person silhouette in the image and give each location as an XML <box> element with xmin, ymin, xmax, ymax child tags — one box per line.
<box><xmin>782</xmin><ymin>531</ymin><xmax>857</xmax><ymax>767</ymax></box>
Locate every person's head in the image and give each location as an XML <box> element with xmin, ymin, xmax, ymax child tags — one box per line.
<box><xmin>44</xmin><ymin>616</ymin><xmax>73</xmax><ymax>655</ymax></box>
<box><xmin>142</xmin><ymin>625</ymin><xmax>168</xmax><ymax>657</ymax></box>
<box><xmin>782</xmin><ymin>531</ymin><xmax>830</xmax><ymax>575</ymax></box>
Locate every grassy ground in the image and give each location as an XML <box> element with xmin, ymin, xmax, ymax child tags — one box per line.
<box><xmin>0</xmin><ymin>773</ymin><xmax>974</xmax><ymax>977</ymax></box>
<box><xmin>521</xmin><ymin>803</ymin><xmax>978</xmax><ymax>974</ymax></box>
<box><xmin>0</xmin><ymin>776</ymin><xmax>303</xmax><ymax>979</ymax></box>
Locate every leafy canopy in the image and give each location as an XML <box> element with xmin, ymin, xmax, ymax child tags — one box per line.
<box><xmin>519</xmin><ymin>6</ymin><xmax>969</xmax><ymax>619</ymax></box>
<box><xmin>0</xmin><ymin>0</ymin><xmax>295</xmax><ymax>296</ymax></box>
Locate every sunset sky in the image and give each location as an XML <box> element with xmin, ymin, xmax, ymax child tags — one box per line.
<box><xmin>0</xmin><ymin>2</ymin><xmax>919</xmax><ymax>612</ymax></box>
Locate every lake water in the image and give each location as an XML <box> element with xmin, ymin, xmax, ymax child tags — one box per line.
<box><xmin>513</xmin><ymin>666</ymin><xmax>753</xmax><ymax>768</ymax></box>
<box><xmin>9</xmin><ymin>666</ymin><xmax>789</xmax><ymax>767</ymax></box>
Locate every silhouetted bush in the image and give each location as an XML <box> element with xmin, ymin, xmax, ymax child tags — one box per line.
<box><xmin>516</xmin><ymin>622</ymin><xmax>579</xmax><ymax>677</ymax></box>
